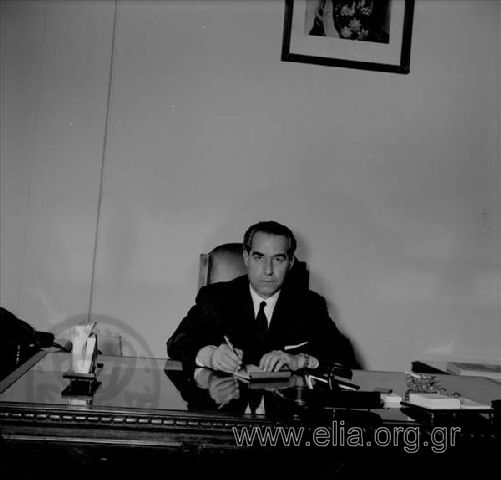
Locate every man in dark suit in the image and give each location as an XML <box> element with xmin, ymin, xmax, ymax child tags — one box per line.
<box><xmin>167</xmin><ymin>221</ymin><xmax>358</xmax><ymax>373</ymax></box>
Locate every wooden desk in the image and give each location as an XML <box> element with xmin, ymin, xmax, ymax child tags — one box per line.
<box><xmin>0</xmin><ymin>352</ymin><xmax>499</xmax><ymax>478</ymax></box>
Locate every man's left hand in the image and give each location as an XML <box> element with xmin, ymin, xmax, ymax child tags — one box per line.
<box><xmin>259</xmin><ymin>350</ymin><xmax>300</xmax><ymax>372</ymax></box>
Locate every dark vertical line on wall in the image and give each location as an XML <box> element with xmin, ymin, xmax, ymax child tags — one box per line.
<box><xmin>87</xmin><ymin>0</ymin><xmax>120</xmax><ymax>322</ymax></box>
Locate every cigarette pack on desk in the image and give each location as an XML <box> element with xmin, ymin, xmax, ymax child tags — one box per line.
<box><xmin>381</xmin><ymin>393</ymin><xmax>402</xmax><ymax>408</ymax></box>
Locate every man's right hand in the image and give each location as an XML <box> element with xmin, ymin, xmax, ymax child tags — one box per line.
<box><xmin>210</xmin><ymin>344</ymin><xmax>243</xmax><ymax>373</ymax></box>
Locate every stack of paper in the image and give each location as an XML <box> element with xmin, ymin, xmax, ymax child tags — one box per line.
<box><xmin>408</xmin><ymin>393</ymin><xmax>461</xmax><ymax>409</ymax></box>
<box><xmin>447</xmin><ymin>362</ymin><xmax>501</xmax><ymax>380</ymax></box>
<box><xmin>458</xmin><ymin>398</ymin><xmax>491</xmax><ymax>410</ymax></box>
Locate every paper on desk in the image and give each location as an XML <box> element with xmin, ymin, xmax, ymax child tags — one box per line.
<box><xmin>71</xmin><ymin>322</ymin><xmax>97</xmax><ymax>374</ymax></box>
<box><xmin>406</xmin><ymin>393</ymin><xmax>491</xmax><ymax>411</ymax></box>
<box><xmin>459</xmin><ymin>398</ymin><xmax>491</xmax><ymax>410</ymax></box>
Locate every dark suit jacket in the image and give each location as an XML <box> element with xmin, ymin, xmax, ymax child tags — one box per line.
<box><xmin>167</xmin><ymin>275</ymin><xmax>358</xmax><ymax>368</ymax></box>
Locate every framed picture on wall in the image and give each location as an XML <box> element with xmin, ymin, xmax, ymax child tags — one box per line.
<box><xmin>281</xmin><ymin>0</ymin><xmax>415</xmax><ymax>74</ymax></box>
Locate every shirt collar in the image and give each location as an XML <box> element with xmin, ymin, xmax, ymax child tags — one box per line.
<box><xmin>249</xmin><ymin>284</ymin><xmax>280</xmax><ymax>319</ymax></box>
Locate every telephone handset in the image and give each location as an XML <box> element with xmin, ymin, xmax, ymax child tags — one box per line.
<box><xmin>1</xmin><ymin>307</ymin><xmax>55</xmax><ymax>377</ymax></box>
<box><xmin>1</xmin><ymin>306</ymin><xmax>54</xmax><ymax>348</ymax></box>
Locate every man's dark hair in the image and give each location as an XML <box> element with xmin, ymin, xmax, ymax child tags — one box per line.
<box><xmin>243</xmin><ymin>221</ymin><xmax>297</xmax><ymax>258</ymax></box>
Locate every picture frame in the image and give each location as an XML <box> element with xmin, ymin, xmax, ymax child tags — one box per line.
<box><xmin>281</xmin><ymin>0</ymin><xmax>415</xmax><ymax>74</ymax></box>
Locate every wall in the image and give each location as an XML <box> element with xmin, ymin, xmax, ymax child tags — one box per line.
<box><xmin>1</xmin><ymin>0</ymin><xmax>500</xmax><ymax>370</ymax></box>
<box><xmin>0</xmin><ymin>0</ymin><xmax>114</xmax><ymax>331</ymax></box>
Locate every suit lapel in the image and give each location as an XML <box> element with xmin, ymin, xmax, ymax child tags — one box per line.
<box><xmin>269</xmin><ymin>289</ymin><xmax>290</xmax><ymax>332</ymax></box>
<box><xmin>268</xmin><ymin>286</ymin><xmax>304</xmax><ymax>348</ymax></box>
<box><xmin>227</xmin><ymin>277</ymin><xmax>255</xmax><ymax>329</ymax></box>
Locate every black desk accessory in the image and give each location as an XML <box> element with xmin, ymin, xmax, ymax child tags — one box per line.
<box><xmin>320</xmin><ymin>390</ymin><xmax>382</xmax><ymax>409</ymax></box>
<box><xmin>411</xmin><ymin>361</ymin><xmax>448</xmax><ymax>374</ymax></box>
<box><xmin>328</xmin><ymin>374</ymin><xmax>360</xmax><ymax>391</ymax></box>
<box><xmin>328</xmin><ymin>362</ymin><xmax>353</xmax><ymax>379</ymax></box>
<box><xmin>301</xmin><ymin>372</ymin><xmax>382</xmax><ymax>409</ymax></box>
<box><xmin>62</xmin><ymin>362</ymin><xmax>103</xmax><ymax>398</ymax></box>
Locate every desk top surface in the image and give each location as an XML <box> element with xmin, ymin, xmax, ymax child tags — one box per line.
<box><xmin>1</xmin><ymin>351</ymin><xmax>500</xmax><ymax>426</ymax></box>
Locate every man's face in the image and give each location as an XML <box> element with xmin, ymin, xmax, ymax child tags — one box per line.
<box><xmin>243</xmin><ymin>231</ymin><xmax>294</xmax><ymax>298</ymax></box>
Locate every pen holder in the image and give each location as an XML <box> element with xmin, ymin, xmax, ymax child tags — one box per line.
<box><xmin>62</xmin><ymin>330</ymin><xmax>102</xmax><ymax>399</ymax></box>
<box><xmin>70</xmin><ymin>331</ymin><xmax>98</xmax><ymax>375</ymax></box>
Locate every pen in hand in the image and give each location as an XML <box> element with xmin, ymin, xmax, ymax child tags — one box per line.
<box><xmin>223</xmin><ymin>335</ymin><xmax>242</xmax><ymax>370</ymax></box>
<box><xmin>223</xmin><ymin>335</ymin><xmax>242</xmax><ymax>361</ymax></box>
<box><xmin>224</xmin><ymin>335</ymin><xmax>236</xmax><ymax>353</ymax></box>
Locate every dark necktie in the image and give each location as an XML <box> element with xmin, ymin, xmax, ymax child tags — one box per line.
<box><xmin>256</xmin><ymin>301</ymin><xmax>268</xmax><ymax>337</ymax></box>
